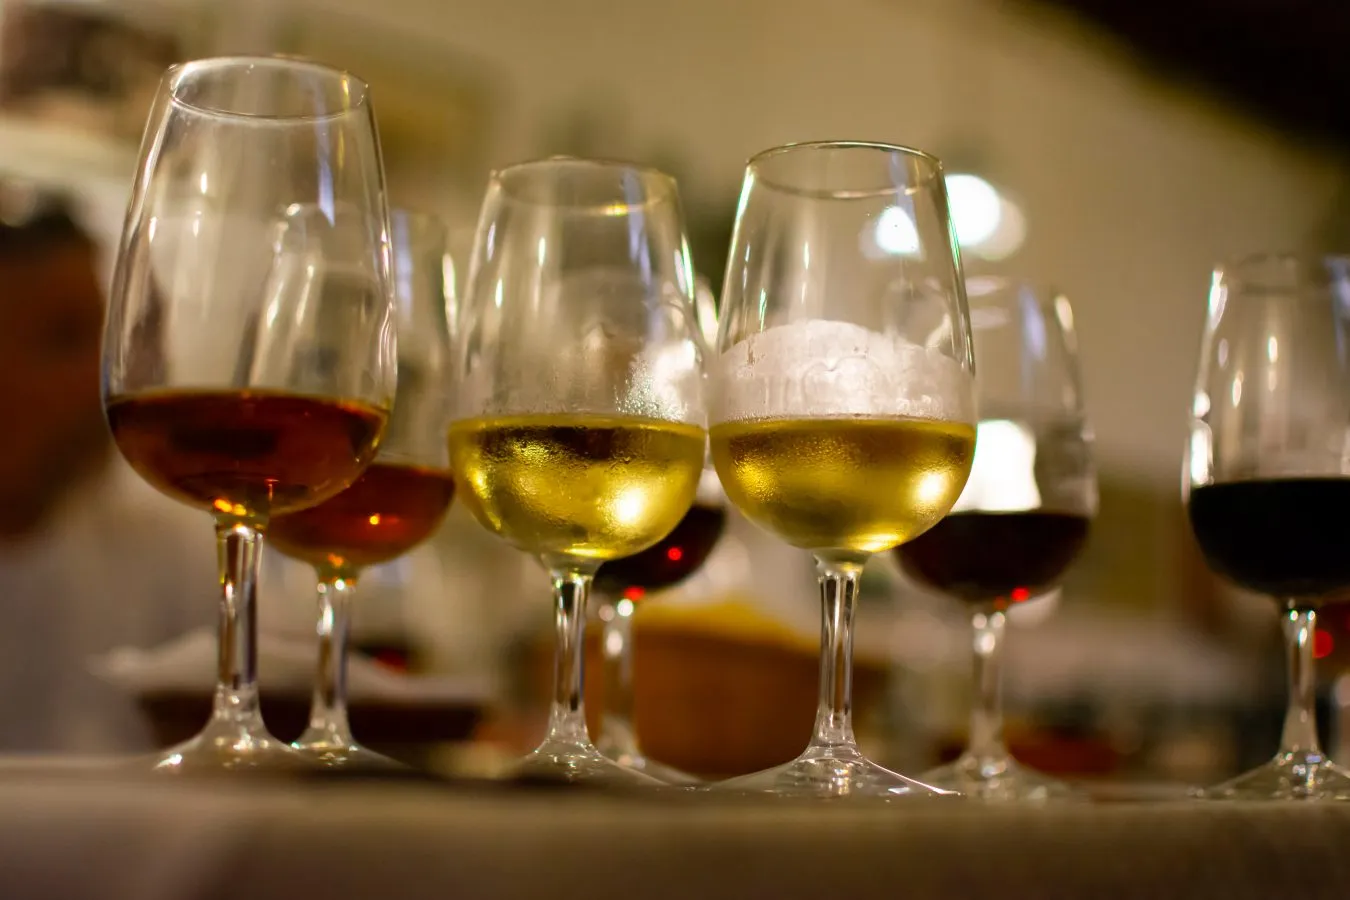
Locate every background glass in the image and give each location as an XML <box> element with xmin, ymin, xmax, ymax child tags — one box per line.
<box><xmin>895</xmin><ymin>277</ymin><xmax>1096</xmax><ymax>800</ymax></box>
<box><xmin>709</xmin><ymin>140</ymin><xmax>977</xmax><ymax>798</ymax></box>
<box><xmin>448</xmin><ymin>157</ymin><xmax>706</xmax><ymax>786</ymax></box>
<box><xmin>267</xmin><ymin>208</ymin><xmax>455</xmax><ymax>770</ymax></box>
<box><xmin>1185</xmin><ymin>254</ymin><xmax>1350</xmax><ymax>800</ymax></box>
<box><xmin>101</xmin><ymin>56</ymin><xmax>397</xmax><ymax>772</ymax></box>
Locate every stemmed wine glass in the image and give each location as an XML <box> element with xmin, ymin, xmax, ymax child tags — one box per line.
<box><xmin>1185</xmin><ymin>254</ymin><xmax>1350</xmax><ymax>800</ymax></box>
<box><xmin>894</xmin><ymin>277</ymin><xmax>1096</xmax><ymax>801</ymax></box>
<box><xmin>708</xmin><ymin>141</ymin><xmax>977</xmax><ymax>798</ymax></box>
<box><xmin>448</xmin><ymin>158</ymin><xmax>707</xmax><ymax>786</ymax></box>
<box><xmin>101</xmin><ymin>57</ymin><xmax>397</xmax><ymax>772</ymax></box>
<box><xmin>266</xmin><ymin>208</ymin><xmax>456</xmax><ymax>770</ymax></box>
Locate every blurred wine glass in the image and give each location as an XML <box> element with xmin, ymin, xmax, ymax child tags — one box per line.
<box><xmin>894</xmin><ymin>277</ymin><xmax>1096</xmax><ymax>801</ymax></box>
<box><xmin>448</xmin><ymin>158</ymin><xmax>706</xmax><ymax>786</ymax></box>
<box><xmin>266</xmin><ymin>209</ymin><xmax>456</xmax><ymax>770</ymax></box>
<box><xmin>101</xmin><ymin>56</ymin><xmax>396</xmax><ymax>772</ymax></box>
<box><xmin>1185</xmin><ymin>254</ymin><xmax>1350</xmax><ymax>800</ymax></box>
<box><xmin>707</xmin><ymin>140</ymin><xmax>977</xmax><ymax>798</ymax></box>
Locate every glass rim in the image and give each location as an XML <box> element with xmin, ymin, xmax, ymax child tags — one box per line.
<box><xmin>165</xmin><ymin>55</ymin><xmax>372</xmax><ymax>123</ymax></box>
<box><xmin>745</xmin><ymin>140</ymin><xmax>945</xmax><ymax>200</ymax></box>
<box><xmin>488</xmin><ymin>155</ymin><xmax>681</xmax><ymax>213</ymax></box>
<box><xmin>1216</xmin><ymin>252</ymin><xmax>1350</xmax><ymax>291</ymax></box>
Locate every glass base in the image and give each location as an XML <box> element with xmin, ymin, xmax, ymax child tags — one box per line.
<box><xmin>508</xmin><ymin>738</ymin><xmax>664</xmax><ymax>788</ymax></box>
<box><xmin>599</xmin><ymin>744</ymin><xmax>701</xmax><ymax>786</ymax></box>
<box><xmin>291</xmin><ymin>738</ymin><xmax>408</xmax><ymax>774</ymax></box>
<box><xmin>920</xmin><ymin>754</ymin><xmax>1080</xmax><ymax>802</ymax></box>
<box><xmin>138</xmin><ymin>721</ymin><xmax>313</xmax><ymax>774</ymax></box>
<box><xmin>710</xmin><ymin>744</ymin><xmax>955</xmax><ymax>799</ymax></box>
<box><xmin>1200</xmin><ymin>750</ymin><xmax>1350</xmax><ymax>801</ymax></box>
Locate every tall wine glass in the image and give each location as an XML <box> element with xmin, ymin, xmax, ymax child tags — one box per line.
<box><xmin>101</xmin><ymin>57</ymin><xmax>397</xmax><ymax>772</ymax></box>
<box><xmin>448</xmin><ymin>158</ymin><xmax>707</xmax><ymax>786</ymax></box>
<box><xmin>708</xmin><ymin>141</ymin><xmax>977</xmax><ymax>798</ymax></box>
<box><xmin>1186</xmin><ymin>254</ymin><xmax>1350</xmax><ymax>800</ymax></box>
<box><xmin>267</xmin><ymin>209</ymin><xmax>455</xmax><ymax>770</ymax></box>
<box><xmin>895</xmin><ymin>277</ymin><xmax>1096</xmax><ymax>801</ymax></box>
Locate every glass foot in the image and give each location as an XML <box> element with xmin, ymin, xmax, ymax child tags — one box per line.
<box><xmin>508</xmin><ymin>739</ymin><xmax>664</xmax><ymax>788</ymax></box>
<box><xmin>291</xmin><ymin>739</ymin><xmax>408</xmax><ymax>773</ymax></box>
<box><xmin>1201</xmin><ymin>750</ymin><xmax>1350</xmax><ymax>801</ymax></box>
<box><xmin>599</xmin><ymin>744</ymin><xmax>701</xmax><ymax>786</ymax></box>
<box><xmin>921</xmin><ymin>754</ymin><xmax>1080</xmax><ymax>802</ymax></box>
<box><xmin>139</xmin><ymin>722</ymin><xmax>313</xmax><ymax>774</ymax></box>
<box><xmin>710</xmin><ymin>744</ymin><xmax>955</xmax><ymax>799</ymax></box>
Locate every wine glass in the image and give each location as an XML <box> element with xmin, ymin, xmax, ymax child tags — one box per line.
<box><xmin>894</xmin><ymin>277</ymin><xmax>1096</xmax><ymax>801</ymax></box>
<box><xmin>266</xmin><ymin>208</ymin><xmax>456</xmax><ymax>770</ymax></box>
<box><xmin>708</xmin><ymin>140</ymin><xmax>977</xmax><ymax>798</ymax></box>
<box><xmin>448</xmin><ymin>157</ymin><xmax>707</xmax><ymax>786</ymax></box>
<box><xmin>1185</xmin><ymin>254</ymin><xmax>1350</xmax><ymax>800</ymax></box>
<box><xmin>101</xmin><ymin>57</ymin><xmax>397</xmax><ymax>772</ymax></box>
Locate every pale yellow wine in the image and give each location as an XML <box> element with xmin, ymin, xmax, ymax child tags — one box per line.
<box><xmin>709</xmin><ymin>416</ymin><xmax>975</xmax><ymax>554</ymax></box>
<box><xmin>448</xmin><ymin>413</ymin><xmax>706</xmax><ymax>561</ymax></box>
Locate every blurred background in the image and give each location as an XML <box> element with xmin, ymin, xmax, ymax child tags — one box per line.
<box><xmin>5</xmin><ymin>0</ymin><xmax>1350</xmax><ymax>784</ymax></box>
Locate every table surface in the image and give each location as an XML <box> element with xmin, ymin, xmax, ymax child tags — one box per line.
<box><xmin>0</xmin><ymin>761</ymin><xmax>1347</xmax><ymax>900</ymax></box>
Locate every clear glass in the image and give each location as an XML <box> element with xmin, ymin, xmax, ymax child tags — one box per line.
<box><xmin>448</xmin><ymin>157</ymin><xmax>707</xmax><ymax>786</ymax></box>
<box><xmin>265</xmin><ymin>209</ymin><xmax>456</xmax><ymax>770</ymax></box>
<box><xmin>101</xmin><ymin>56</ymin><xmax>397</xmax><ymax>772</ymax></box>
<box><xmin>1185</xmin><ymin>254</ymin><xmax>1350</xmax><ymax>800</ymax></box>
<box><xmin>893</xmin><ymin>277</ymin><xmax>1097</xmax><ymax>801</ymax></box>
<box><xmin>708</xmin><ymin>140</ymin><xmax>977</xmax><ymax>798</ymax></box>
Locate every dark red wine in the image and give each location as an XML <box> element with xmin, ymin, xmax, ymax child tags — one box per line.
<box><xmin>106</xmin><ymin>388</ymin><xmax>386</xmax><ymax>518</ymax></box>
<box><xmin>895</xmin><ymin>510</ymin><xmax>1090</xmax><ymax>606</ymax></box>
<box><xmin>1188</xmin><ymin>478</ymin><xmax>1350</xmax><ymax>601</ymax></box>
<box><xmin>594</xmin><ymin>504</ymin><xmax>727</xmax><ymax>598</ymax></box>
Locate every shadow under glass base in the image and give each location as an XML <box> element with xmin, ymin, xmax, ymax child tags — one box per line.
<box><xmin>1200</xmin><ymin>750</ymin><xmax>1350</xmax><ymax>801</ymax></box>
<box><xmin>136</xmin><ymin>720</ymin><xmax>314</xmax><ymax>774</ymax></box>
<box><xmin>709</xmin><ymin>744</ymin><xmax>955</xmax><ymax>800</ymax></box>
<box><xmin>291</xmin><ymin>739</ymin><xmax>408</xmax><ymax>774</ymax></box>
<box><xmin>920</xmin><ymin>754</ymin><xmax>1080</xmax><ymax>803</ymax></box>
<box><xmin>507</xmin><ymin>739</ymin><xmax>665</xmax><ymax>788</ymax></box>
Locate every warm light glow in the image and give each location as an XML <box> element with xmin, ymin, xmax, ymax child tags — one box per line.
<box><xmin>1316</xmin><ymin>629</ymin><xmax>1334</xmax><ymax>660</ymax></box>
<box><xmin>368</xmin><ymin>514</ymin><xmax>382</xmax><ymax>525</ymax></box>
<box><xmin>666</xmin><ymin>546</ymin><xmax>683</xmax><ymax>562</ymax></box>
<box><xmin>951</xmin><ymin>419</ymin><xmax>1041</xmax><ymax>513</ymax></box>
<box><xmin>946</xmin><ymin>174</ymin><xmax>1002</xmax><ymax>247</ymax></box>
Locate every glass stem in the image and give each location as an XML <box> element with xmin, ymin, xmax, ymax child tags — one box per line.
<box><xmin>298</xmin><ymin>572</ymin><xmax>358</xmax><ymax>749</ymax></box>
<box><xmin>966</xmin><ymin>606</ymin><xmax>1010</xmax><ymax>764</ymax></box>
<box><xmin>544</xmin><ymin>567</ymin><xmax>596</xmax><ymax>748</ymax></box>
<box><xmin>210</xmin><ymin>520</ymin><xmax>266</xmax><ymax>736</ymax></box>
<box><xmin>1278</xmin><ymin>606</ymin><xmax>1324</xmax><ymax>759</ymax></box>
<box><xmin>597</xmin><ymin>595</ymin><xmax>639</xmax><ymax>759</ymax></box>
<box><xmin>809</xmin><ymin>558</ymin><xmax>864</xmax><ymax>751</ymax></box>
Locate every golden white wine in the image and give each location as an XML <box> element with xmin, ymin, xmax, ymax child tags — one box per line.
<box><xmin>709</xmin><ymin>416</ymin><xmax>975</xmax><ymax>554</ymax></box>
<box><xmin>449</xmin><ymin>413</ymin><xmax>706</xmax><ymax>562</ymax></box>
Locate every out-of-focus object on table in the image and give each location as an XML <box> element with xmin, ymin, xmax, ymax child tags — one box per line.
<box><xmin>510</xmin><ymin>594</ymin><xmax>889</xmax><ymax>779</ymax></box>
<box><xmin>0</xmin><ymin>766</ymin><xmax>1347</xmax><ymax>899</ymax></box>
<box><xmin>92</xmin><ymin>630</ymin><xmax>491</xmax><ymax>768</ymax></box>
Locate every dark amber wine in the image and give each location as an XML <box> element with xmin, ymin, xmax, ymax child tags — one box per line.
<box><xmin>105</xmin><ymin>388</ymin><xmax>387</xmax><ymax>518</ymax></box>
<box><xmin>594</xmin><ymin>504</ymin><xmax>728</xmax><ymax>597</ymax></box>
<box><xmin>1188</xmin><ymin>478</ymin><xmax>1350</xmax><ymax>601</ymax></box>
<box><xmin>448</xmin><ymin>413</ymin><xmax>706</xmax><ymax>561</ymax></box>
<box><xmin>709</xmin><ymin>415</ymin><xmax>975</xmax><ymax>554</ymax></box>
<box><xmin>267</xmin><ymin>462</ymin><xmax>456</xmax><ymax>571</ymax></box>
<box><xmin>895</xmin><ymin>511</ymin><xmax>1090</xmax><ymax>606</ymax></box>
